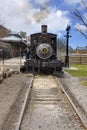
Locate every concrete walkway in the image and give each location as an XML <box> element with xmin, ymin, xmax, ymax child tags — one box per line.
<box><xmin>0</xmin><ymin>57</ymin><xmax>25</xmax><ymax>65</ymax></box>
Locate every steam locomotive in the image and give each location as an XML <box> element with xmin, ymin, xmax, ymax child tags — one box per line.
<box><xmin>21</xmin><ymin>25</ymin><xmax>64</xmax><ymax>74</ymax></box>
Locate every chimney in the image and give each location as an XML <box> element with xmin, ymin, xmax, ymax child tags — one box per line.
<box><xmin>41</xmin><ymin>25</ymin><xmax>47</xmax><ymax>33</ymax></box>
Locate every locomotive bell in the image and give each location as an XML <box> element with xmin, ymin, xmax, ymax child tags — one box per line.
<box><xmin>36</xmin><ymin>43</ymin><xmax>53</xmax><ymax>59</ymax></box>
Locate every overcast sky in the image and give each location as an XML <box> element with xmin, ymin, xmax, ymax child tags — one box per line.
<box><xmin>0</xmin><ymin>0</ymin><xmax>87</xmax><ymax>49</ymax></box>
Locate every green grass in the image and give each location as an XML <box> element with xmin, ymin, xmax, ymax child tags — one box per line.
<box><xmin>65</xmin><ymin>64</ymin><xmax>87</xmax><ymax>77</ymax></box>
<box><xmin>65</xmin><ymin>64</ymin><xmax>87</xmax><ymax>86</ymax></box>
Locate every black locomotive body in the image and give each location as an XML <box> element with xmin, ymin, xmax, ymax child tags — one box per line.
<box><xmin>21</xmin><ymin>25</ymin><xmax>64</xmax><ymax>73</ymax></box>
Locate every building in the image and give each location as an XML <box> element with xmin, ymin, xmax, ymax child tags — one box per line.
<box><xmin>0</xmin><ymin>33</ymin><xmax>27</xmax><ymax>57</ymax></box>
<box><xmin>0</xmin><ymin>25</ymin><xmax>28</xmax><ymax>57</ymax></box>
<box><xmin>75</xmin><ymin>46</ymin><xmax>87</xmax><ymax>54</ymax></box>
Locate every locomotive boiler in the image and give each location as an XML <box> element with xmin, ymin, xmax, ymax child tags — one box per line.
<box><xmin>21</xmin><ymin>25</ymin><xmax>64</xmax><ymax>73</ymax></box>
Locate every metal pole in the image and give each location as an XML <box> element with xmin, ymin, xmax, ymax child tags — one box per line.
<box><xmin>2</xmin><ymin>48</ymin><xmax>4</xmax><ymax>65</ymax></box>
<box><xmin>64</xmin><ymin>25</ymin><xmax>72</xmax><ymax>67</ymax></box>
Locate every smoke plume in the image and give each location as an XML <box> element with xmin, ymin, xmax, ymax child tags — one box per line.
<box><xmin>21</xmin><ymin>0</ymin><xmax>51</xmax><ymax>23</ymax></box>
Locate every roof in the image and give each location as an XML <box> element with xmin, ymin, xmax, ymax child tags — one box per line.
<box><xmin>31</xmin><ymin>32</ymin><xmax>57</xmax><ymax>37</ymax></box>
<box><xmin>76</xmin><ymin>46</ymin><xmax>87</xmax><ymax>51</ymax></box>
<box><xmin>0</xmin><ymin>33</ymin><xmax>28</xmax><ymax>45</ymax></box>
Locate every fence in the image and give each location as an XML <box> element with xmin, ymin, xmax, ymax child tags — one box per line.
<box><xmin>0</xmin><ymin>54</ymin><xmax>87</xmax><ymax>68</ymax></box>
<box><xmin>60</xmin><ymin>54</ymin><xmax>87</xmax><ymax>64</ymax></box>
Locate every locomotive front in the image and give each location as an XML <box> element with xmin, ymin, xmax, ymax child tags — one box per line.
<box><xmin>22</xmin><ymin>25</ymin><xmax>64</xmax><ymax>73</ymax></box>
<box><xmin>30</xmin><ymin>25</ymin><xmax>57</xmax><ymax>60</ymax></box>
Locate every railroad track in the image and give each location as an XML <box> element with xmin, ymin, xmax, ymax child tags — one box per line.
<box><xmin>2</xmin><ymin>74</ymin><xmax>86</xmax><ymax>130</ymax></box>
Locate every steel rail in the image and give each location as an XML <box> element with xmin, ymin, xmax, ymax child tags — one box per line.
<box><xmin>55</xmin><ymin>77</ymin><xmax>87</xmax><ymax>129</ymax></box>
<box><xmin>15</xmin><ymin>76</ymin><xmax>34</xmax><ymax>130</ymax></box>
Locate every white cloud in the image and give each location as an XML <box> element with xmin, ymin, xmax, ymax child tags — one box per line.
<box><xmin>0</xmin><ymin>0</ymin><xmax>70</xmax><ymax>35</ymax></box>
<box><xmin>83</xmin><ymin>13</ymin><xmax>87</xmax><ymax>21</ymax></box>
<box><xmin>64</xmin><ymin>0</ymin><xmax>82</xmax><ymax>5</ymax></box>
<box><xmin>41</xmin><ymin>10</ymin><xmax>70</xmax><ymax>33</ymax></box>
<box><xmin>74</xmin><ymin>23</ymin><xmax>87</xmax><ymax>32</ymax></box>
<box><xmin>35</xmin><ymin>0</ymin><xmax>50</xmax><ymax>6</ymax></box>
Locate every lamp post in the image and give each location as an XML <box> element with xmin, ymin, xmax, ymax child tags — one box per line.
<box><xmin>64</xmin><ymin>25</ymin><xmax>72</xmax><ymax>67</ymax></box>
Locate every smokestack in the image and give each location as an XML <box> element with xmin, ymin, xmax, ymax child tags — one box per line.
<box><xmin>41</xmin><ymin>25</ymin><xmax>47</xmax><ymax>33</ymax></box>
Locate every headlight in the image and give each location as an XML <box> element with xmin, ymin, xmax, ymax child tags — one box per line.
<box><xmin>41</xmin><ymin>48</ymin><xmax>48</xmax><ymax>54</ymax></box>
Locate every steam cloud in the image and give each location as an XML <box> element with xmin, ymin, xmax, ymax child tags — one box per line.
<box><xmin>0</xmin><ymin>0</ymin><xmax>70</xmax><ymax>34</ymax></box>
<box><xmin>21</xmin><ymin>0</ymin><xmax>51</xmax><ymax>23</ymax></box>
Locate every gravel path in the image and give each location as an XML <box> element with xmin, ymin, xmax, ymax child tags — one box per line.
<box><xmin>0</xmin><ymin>73</ymin><xmax>32</xmax><ymax>130</ymax></box>
<box><xmin>59</xmin><ymin>72</ymin><xmax>87</xmax><ymax>128</ymax></box>
<box><xmin>59</xmin><ymin>72</ymin><xmax>87</xmax><ymax>114</ymax></box>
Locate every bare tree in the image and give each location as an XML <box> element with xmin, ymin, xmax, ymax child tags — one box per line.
<box><xmin>73</xmin><ymin>0</ymin><xmax>87</xmax><ymax>39</ymax></box>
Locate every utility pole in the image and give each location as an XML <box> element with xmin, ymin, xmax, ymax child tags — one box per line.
<box><xmin>64</xmin><ymin>25</ymin><xmax>72</xmax><ymax>67</ymax></box>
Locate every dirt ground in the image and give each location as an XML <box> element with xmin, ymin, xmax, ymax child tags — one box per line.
<box><xmin>0</xmin><ymin>73</ymin><xmax>31</xmax><ymax>129</ymax></box>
